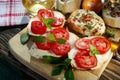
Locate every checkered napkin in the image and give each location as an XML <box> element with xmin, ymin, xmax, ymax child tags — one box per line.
<box><xmin>0</xmin><ymin>0</ymin><xmax>30</xmax><ymax>27</ymax></box>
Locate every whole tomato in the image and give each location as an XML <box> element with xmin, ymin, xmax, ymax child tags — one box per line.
<box><xmin>82</xmin><ymin>0</ymin><xmax>104</xmax><ymax>13</ymax></box>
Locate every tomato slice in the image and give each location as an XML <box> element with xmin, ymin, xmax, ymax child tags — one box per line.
<box><xmin>50</xmin><ymin>28</ymin><xmax>69</xmax><ymax>40</ymax></box>
<box><xmin>75</xmin><ymin>38</ymin><xmax>91</xmax><ymax>51</ymax></box>
<box><xmin>31</xmin><ymin>21</ymin><xmax>46</xmax><ymax>35</ymax></box>
<box><xmin>51</xmin><ymin>17</ymin><xmax>64</xmax><ymax>27</ymax></box>
<box><xmin>35</xmin><ymin>41</ymin><xmax>50</xmax><ymax>50</ymax></box>
<box><xmin>74</xmin><ymin>50</ymin><xmax>97</xmax><ymax>69</ymax></box>
<box><xmin>50</xmin><ymin>41</ymin><xmax>71</xmax><ymax>56</ymax></box>
<box><xmin>37</xmin><ymin>9</ymin><xmax>54</xmax><ymax>19</ymax></box>
<box><xmin>91</xmin><ymin>37</ymin><xmax>111</xmax><ymax>54</ymax></box>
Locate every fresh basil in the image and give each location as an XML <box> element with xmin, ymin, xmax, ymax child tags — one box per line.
<box><xmin>64</xmin><ymin>58</ymin><xmax>71</xmax><ymax>69</ymax></box>
<box><xmin>57</xmin><ymin>38</ymin><xmax>66</xmax><ymax>44</ymax></box>
<box><xmin>52</xmin><ymin>65</ymin><xmax>64</xmax><ymax>76</ymax></box>
<box><xmin>48</xmin><ymin>34</ymin><xmax>55</xmax><ymax>42</ymax></box>
<box><xmin>20</xmin><ymin>32</ymin><xmax>30</xmax><ymax>45</ymax></box>
<box><xmin>89</xmin><ymin>45</ymin><xmax>99</xmax><ymax>56</ymax></box>
<box><xmin>33</xmin><ymin>36</ymin><xmax>46</xmax><ymax>43</ymax></box>
<box><xmin>64</xmin><ymin>67</ymin><xmax>74</xmax><ymax>80</ymax></box>
<box><xmin>42</xmin><ymin>18</ymin><xmax>55</xmax><ymax>29</ymax></box>
<box><xmin>43</xmin><ymin>55</ymin><xmax>74</xmax><ymax>80</ymax></box>
<box><xmin>42</xmin><ymin>55</ymin><xmax>63</xmax><ymax>64</ymax></box>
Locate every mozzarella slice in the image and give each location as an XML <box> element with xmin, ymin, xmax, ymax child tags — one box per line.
<box><xmin>68</xmin><ymin>32</ymin><xmax>79</xmax><ymax>47</ymax></box>
<box><xmin>29</xmin><ymin>43</ymin><xmax>61</xmax><ymax>59</ymax></box>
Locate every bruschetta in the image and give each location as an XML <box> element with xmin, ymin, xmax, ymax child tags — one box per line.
<box><xmin>67</xmin><ymin>9</ymin><xmax>106</xmax><ymax>36</ymax></box>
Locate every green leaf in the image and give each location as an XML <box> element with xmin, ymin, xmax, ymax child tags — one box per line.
<box><xmin>48</xmin><ymin>34</ymin><xmax>55</xmax><ymax>42</ymax></box>
<box><xmin>52</xmin><ymin>65</ymin><xmax>64</xmax><ymax>76</ymax></box>
<box><xmin>47</xmin><ymin>18</ymin><xmax>55</xmax><ymax>24</ymax></box>
<box><xmin>104</xmin><ymin>30</ymin><xmax>115</xmax><ymax>38</ymax></box>
<box><xmin>57</xmin><ymin>38</ymin><xmax>66</xmax><ymax>44</ymax></box>
<box><xmin>20</xmin><ymin>32</ymin><xmax>30</xmax><ymax>45</ymax></box>
<box><xmin>42</xmin><ymin>55</ymin><xmax>63</xmax><ymax>64</ymax></box>
<box><xmin>64</xmin><ymin>58</ymin><xmax>71</xmax><ymax>69</ymax></box>
<box><xmin>33</xmin><ymin>36</ymin><xmax>46</xmax><ymax>43</ymax></box>
<box><xmin>89</xmin><ymin>45</ymin><xmax>99</xmax><ymax>56</ymax></box>
<box><xmin>42</xmin><ymin>18</ymin><xmax>55</xmax><ymax>29</ymax></box>
<box><xmin>64</xmin><ymin>67</ymin><xmax>74</xmax><ymax>80</ymax></box>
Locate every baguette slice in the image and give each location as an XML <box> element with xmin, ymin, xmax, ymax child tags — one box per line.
<box><xmin>67</xmin><ymin>9</ymin><xmax>106</xmax><ymax>36</ymax></box>
<box><xmin>102</xmin><ymin>9</ymin><xmax>120</xmax><ymax>28</ymax></box>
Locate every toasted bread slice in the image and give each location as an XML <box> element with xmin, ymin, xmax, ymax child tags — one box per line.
<box><xmin>102</xmin><ymin>9</ymin><xmax>120</xmax><ymax>28</ymax></box>
<box><xmin>67</xmin><ymin>9</ymin><xmax>106</xmax><ymax>36</ymax></box>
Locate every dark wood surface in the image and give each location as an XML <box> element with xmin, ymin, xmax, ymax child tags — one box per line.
<box><xmin>0</xmin><ymin>26</ymin><xmax>120</xmax><ymax>80</ymax></box>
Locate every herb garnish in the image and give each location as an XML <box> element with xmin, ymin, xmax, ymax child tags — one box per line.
<box><xmin>43</xmin><ymin>56</ymin><xmax>74</xmax><ymax>80</ymax></box>
<box><xmin>20</xmin><ymin>32</ymin><xmax>30</xmax><ymax>45</ymax></box>
<box><xmin>48</xmin><ymin>34</ymin><xmax>55</xmax><ymax>42</ymax></box>
<box><xmin>57</xmin><ymin>38</ymin><xmax>67</xmax><ymax>44</ymax></box>
<box><xmin>33</xmin><ymin>36</ymin><xmax>46</xmax><ymax>43</ymax></box>
<box><xmin>104</xmin><ymin>30</ymin><xmax>115</xmax><ymax>38</ymax></box>
<box><xmin>42</xmin><ymin>18</ymin><xmax>55</xmax><ymax>29</ymax></box>
<box><xmin>89</xmin><ymin>45</ymin><xmax>99</xmax><ymax>56</ymax></box>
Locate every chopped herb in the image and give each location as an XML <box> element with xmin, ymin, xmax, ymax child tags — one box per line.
<box><xmin>84</xmin><ymin>22</ymin><xmax>93</xmax><ymax>30</ymax></box>
<box><xmin>104</xmin><ymin>29</ymin><xmax>115</xmax><ymax>38</ymax></box>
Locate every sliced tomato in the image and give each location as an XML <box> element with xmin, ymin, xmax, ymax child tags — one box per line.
<box><xmin>50</xmin><ymin>41</ymin><xmax>71</xmax><ymax>56</ymax></box>
<box><xmin>91</xmin><ymin>37</ymin><xmax>111</xmax><ymax>54</ymax></box>
<box><xmin>51</xmin><ymin>17</ymin><xmax>64</xmax><ymax>27</ymax></box>
<box><xmin>75</xmin><ymin>38</ymin><xmax>91</xmax><ymax>51</ymax></box>
<box><xmin>37</xmin><ymin>9</ymin><xmax>54</xmax><ymax>19</ymax></box>
<box><xmin>35</xmin><ymin>41</ymin><xmax>50</xmax><ymax>50</ymax></box>
<box><xmin>74</xmin><ymin>50</ymin><xmax>97</xmax><ymax>69</ymax></box>
<box><xmin>50</xmin><ymin>28</ymin><xmax>69</xmax><ymax>40</ymax></box>
<box><xmin>31</xmin><ymin>21</ymin><xmax>46</xmax><ymax>35</ymax></box>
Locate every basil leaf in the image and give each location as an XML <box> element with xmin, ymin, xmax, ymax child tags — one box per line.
<box><xmin>20</xmin><ymin>32</ymin><xmax>30</xmax><ymax>45</ymax></box>
<box><xmin>42</xmin><ymin>18</ymin><xmax>55</xmax><ymax>29</ymax></box>
<box><xmin>33</xmin><ymin>36</ymin><xmax>46</xmax><ymax>43</ymax></box>
<box><xmin>43</xmin><ymin>55</ymin><xmax>63</xmax><ymax>64</ymax></box>
<box><xmin>64</xmin><ymin>67</ymin><xmax>74</xmax><ymax>80</ymax></box>
<box><xmin>89</xmin><ymin>45</ymin><xmax>99</xmax><ymax>56</ymax></box>
<box><xmin>57</xmin><ymin>38</ymin><xmax>66</xmax><ymax>44</ymax></box>
<box><xmin>64</xmin><ymin>58</ymin><xmax>71</xmax><ymax>69</ymax></box>
<box><xmin>52</xmin><ymin>65</ymin><xmax>64</xmax><ymax>76</ymax></box>
<box><xmin>49</xmin><ymin>34</ymin><xmax>55</xmax><ymax>42</ymax></box>
<box><xmin>47</xmin><ymin>18</ymin><xmax>55</xmax><ymax>24</ymax></box>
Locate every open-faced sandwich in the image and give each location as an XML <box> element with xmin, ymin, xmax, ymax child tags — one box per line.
<box><xmin>67</xmin><ymin>9</ymin><xmax>106</xmax><ymax>36</ymax></box>
<box><xmin>102</xmin><ymin>0</ymin><xmax>120</xmax><ymax>28</ymax></box>
<box><xmin>27</xmin><ymin>9</ymin><xmax>79</xmax><ymax>58</ymax></box>
<box><xmin>68</xmin><ymin>36</ymin><xmax>111</xmax><ymax>70</ymax></box>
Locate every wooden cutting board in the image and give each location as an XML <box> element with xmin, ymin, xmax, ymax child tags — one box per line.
<box><xmin>9</xmin><ymin>27</ymin><xmax>113</xmax><ymax>80</ymax></box>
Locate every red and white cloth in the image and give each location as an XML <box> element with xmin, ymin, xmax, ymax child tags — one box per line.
<box><xmin>0</xmin><ymin>0</ymin><xmax>30</xmax><ymax>27</ymax></box>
